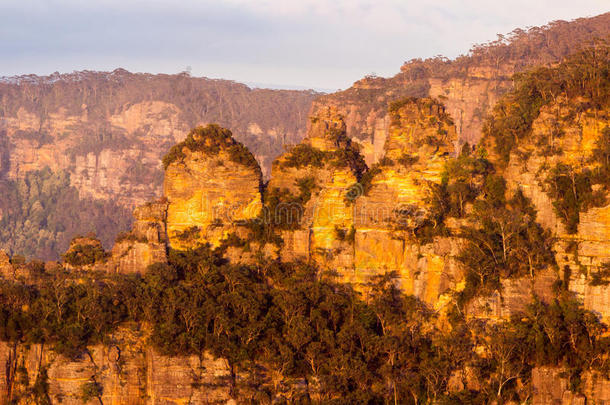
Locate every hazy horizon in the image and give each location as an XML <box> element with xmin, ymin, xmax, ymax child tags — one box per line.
<box><xmin>1</xmin><ymin>1</ymin><xmax>608</xmax><ymax>90</ymax></box>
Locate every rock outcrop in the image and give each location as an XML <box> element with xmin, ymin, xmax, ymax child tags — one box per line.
<box><xmin>0</xmin><ymin>251</ymin><xmax>13</xmax><ymax>279</ymax></box>
<box><xmin>163</xmin><ymin>125</ymin><xmax>263</xmax><ymax>250</ymax></box>
<box><xmin>110</xmin><ymin>200</ymin><xmax>168</xmax><ymax>274</ymax></box>
<box><xmin>63</xmin><ymin>237</ymin><xmax>110</xmax><ymax>272</ymax></box>
<box><xmin>0</xmin><ymin>70</ymin><xmax>315</xmax><ymax>203</ymax></box>
<box><xmin>267</xmin><ymin>106</ymin><xmax>362</xmax><ymax>271</ymax></box>
<box><xmin>350</xmin><ymin>98</ymin><xmax>463</xmax><ymax>306</ymax></box>
<box><xmin>267</xmin><ymin>99</ymin><xmax>465</xmax><ymax>307</ymax></box>
<box><xmin>1</xmin><ymin>14</ymin><xmax>610</xmax><ymax>405</ymax></box>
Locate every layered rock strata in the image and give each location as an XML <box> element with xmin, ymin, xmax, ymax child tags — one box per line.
<box><xmin>163</xmin><ymin>125</ymin><xmax>263</xmax><ymax>250</ymax></box>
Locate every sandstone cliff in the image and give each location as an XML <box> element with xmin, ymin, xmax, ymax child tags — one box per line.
<box><xmin>491</xmin><ymin>94</ymin><xmax>610</xmax><ymax>322</ymax></box>
<box><xmin>0</xmin><ymin>328</ymin><xmax>232</xmax><ymax>405</ymax></box>
<box><xmin>0</xmin><ymin>69</ymin><xmax>316</xmax><ymax>194</ymax></box>
<box><xmin>163</xmin><ymin>125</ymin><xmax>263</xmax><ymax>250</ymax></box>
<box><xmin>1</xmin><ymin>14</ymin><xmax>610</xmax><ymax>405</ymax></box>
<box><xmin>267</xmin><ymin>106</ymin><xmax>362</xmax><ymax>271</ymax></box>
<box><xmin>265</xmin><ymin>98</ymin><xmax>465</xmax><ymax>309</ymax></box>
<box><xmin>350</xmin><ymin>98</ymin><xmax>462</xmax><ymax>306</ymax></box>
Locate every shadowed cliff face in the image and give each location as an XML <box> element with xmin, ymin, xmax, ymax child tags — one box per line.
<box><xmin>0</xmin><ymin>328</ymin><xmax>233</xmax><ymax>405</ymax></box>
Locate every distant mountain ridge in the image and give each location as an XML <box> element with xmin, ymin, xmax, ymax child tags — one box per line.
<box><xmin>0</xmin><ymin>69</ymin><xmax>317</xmax><ymax>259</ymax></box>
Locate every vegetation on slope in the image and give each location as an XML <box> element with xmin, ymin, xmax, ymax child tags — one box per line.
<box><xmin>162</xmin><ymin>124</ymin><xmax>261</xmax><ymax>173</ymax></box>
<box><xmin>484</xmin><ymin>41</ymin><xmax>610</xmax><ymax>233</ymax></box>
<box><xmin>0</xmin><ymin>69</ymin><xmax>317</xmax><ymax>163</ymax></box>
<box><xmin>484</xmin><ymin>40</ymin><xmax>609</xmax><ymax>163</ymax></box>
<box><xmin>0</xmin><ymin>245</ymin><xmax>607</xmax><ymax>403</ymax></box>
<box><xmin>457</xmin><ymin>182</ymin><xmax>556</xmax><ymax>305</ymax></box>
<box><xmin>315</xmin><ymin>13</ymin><xmax>610</xmax><ymax>141</ymax></box>
<box><xmin>1</xmin><ymin>16</ymin><xmax>609</xmax><ymax>403</ymax></box>
<box><xmin>280</xmin><ymin>141</ymin><xmax>367</xmax><ymax>179</ymax></box>
<box><xmin>0</xmin><ymin>168</ymin><xmax>132</xmax><ymax>261</ymax></box>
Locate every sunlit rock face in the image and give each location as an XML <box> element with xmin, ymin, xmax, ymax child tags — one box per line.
<box><xmin>267</xmin><ymin>106</ymin><xmax>361</xmax><ymax>271</ymax></box>
<box><xmin>163</xmin><ymin>125</ymin><xmax>263</xmax><ymax>250</ymax></box>
<box><xmin>269</xmin><ymin>99</ymin><xmax>465</xmax><ymax>307</ymax></box>
<box><xmin>350</xmin><ymin>98</ymin><xmax>462</xmax><ymax>306</ymax></box>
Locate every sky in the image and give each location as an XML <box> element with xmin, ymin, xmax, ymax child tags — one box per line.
<box><xmin>0</xmin><ymin>0</ymin><xmax>608</xmax><ymax>91</ymax></box>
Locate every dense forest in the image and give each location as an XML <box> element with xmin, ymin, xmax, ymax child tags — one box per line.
<box><xmin>0</xmin><ymin>168</ymin><xmax>132</xmax><ymax>260</ymax></box>
<box><xmin>1</xmin><ymin>242</ymin><xmax>608</xmax><ymax>403</ymax></box>
<box><xmin>0</xmin><ymin>69</ymin><xmax>316</xmax><ymax>150</ymax></box>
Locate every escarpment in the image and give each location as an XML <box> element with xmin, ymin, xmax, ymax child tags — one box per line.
<box><xmin>313</xmin><ymin>13</ymin><xmax>610</xmax><ymax>166</ymax></box>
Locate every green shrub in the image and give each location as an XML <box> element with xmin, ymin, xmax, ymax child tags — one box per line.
<box><xmin>359</xmin><ymin>165</ymin><xmax>382</xmax><ymax>196</ymax></box>
<box><xmin>457</xmin><ymin>190</ymin><xmax>555</xmax><ymax>305</ymax></box>
<box><xmin>334</xmin><ymin>226</ymin><xmax>347</xmax><ymax>241</ymax></box>
<box><xmin>591</xmin><ymin>126</ymin><xmax>610</xmax><ymax>188</ymax></box>
<box><xmin>80</xmin><ymin>381</ymin><xmax>102</xmax><ymax>402</ymax></box>
<box><xmin>281</xmin><ymin>144</ymin><xmax>326</xmax><ymax>168</ymax></box>
<box><xmin>545</xmin><ymin>163</ymin><xmax>606</xmax><ymax>233</ymax></box>
<box><xmin>397</xmin><ymin>153</ymin><xmax>418</xmax><ymax>167</ymax></box>
<box><xmin>162</xmin><ymin>125</ymin><xmax>260</xmax><ymax>173</ymax></box>
<box><xmin>115</xmin><ymin>231</ymin><xmax>148</xmax><ymax>244</ymax></box>
<box><xmin>63</xmin><ymin>242</ymin><xmax>109</xmax><ymax>266</ymax></box>
<box><xmin>295</xmin><ymin>176</ymin><xmax>318</xmax><ymax>204</ymax></box>
<box><xmin>174</xmin><ymin>226</ymin><xmax>202</xmax><ymax>242</ymax></box>
<box><xmin>589</xmin><ymin>264</ymin><xmax>610</xmax><ymax>286</ymax></box>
